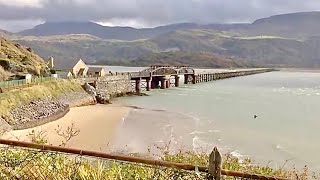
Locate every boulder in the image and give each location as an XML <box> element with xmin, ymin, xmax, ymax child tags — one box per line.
<box><xmin>96</xmin><ymin>93</ymin><xmax>111</xmax><ymax>104</ymax></box>
<box><xmin>83</xmin><ymin>82</ymin><xmax>97</xmax><ymax>97</ymax></box>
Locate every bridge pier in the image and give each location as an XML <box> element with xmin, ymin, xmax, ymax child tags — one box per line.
<box><xmin>135</xmin><ymin>78</ymin><xmax>141</xmax><ymax>93</ymax></box>
<box><xmin>166</xmin><ymin>80</ymin><xmax>170</xmax><ymax>88</ymax></box>
<box><xmin>151</xmin><ymin>80</ymin><xmax>157</xmax><ymax>89</ymax></box>
<box><xmin>146</xmin><ymin>77</ymin><xmax>151</xmax><ymax>91</ymax></box>
<box><xmin>174</xmin><ymin>75</ymin><xmax>180</xmax><ymax>87</ymax></box>
<box><xmin>192</xmin><ymin>74</ymin><xmax>196</xmax><ymax>84</ymax></box>
<box><xmin>184</xmin><ymin>74</ymin><xmax>188</xmax><ymax>84</ymax></box>
<box><xmin>184</xmin><ymin>74</ymin><xmax>196</xmax><ymax>84</ymax></box>
<box><xmin>160</xmin><ymin>78</ymin><xmax>166</xmax><ymax>89</ymax></box>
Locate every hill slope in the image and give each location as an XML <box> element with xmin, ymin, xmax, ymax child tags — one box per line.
<box><xmin>0</xmin><ymin>36</ymin><xmax>46</xmax><ymax>78</ymax></box>
<box><xmin>128</xmin><ymin>51</ymin><xmax>255</xmax><ymax>68</ymax></box>
<box><xmin>243</xmin><ymin>11</ymin><xmax>320</xmax><ymax>39</ymax></box>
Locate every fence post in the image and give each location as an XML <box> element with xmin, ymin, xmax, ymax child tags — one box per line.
<box><xmin>208</xmin><ymin>147</ymin><xmax>222</xmax><ymax>180</ymax></box>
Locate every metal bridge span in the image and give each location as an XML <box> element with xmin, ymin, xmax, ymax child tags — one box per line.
<box><xmin>129</xmin><ymin>65</ymin><xmax>274</xmax><ymax>93</ymax></box>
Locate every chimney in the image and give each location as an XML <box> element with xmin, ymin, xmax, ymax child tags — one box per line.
<box><xmin>48</xmin><ymin>57</ymin><xmax>54</xmax><ymax>69</ymax></box>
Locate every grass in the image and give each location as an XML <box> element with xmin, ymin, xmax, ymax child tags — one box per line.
<box><xmin>0</xmin><ymin>79</ymin><xmax>85</xmax><ymax>118</ymax></box>
<box><xmin>0</xmin><ymin>144</ymin><xmax>315</xmax><ymax>179</ymax></box>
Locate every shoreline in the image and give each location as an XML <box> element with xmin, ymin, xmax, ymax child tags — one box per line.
<box><xmin>2</xmin><ymin>104</ymin><xmax>131</xmax><ymax>152</ymax></box>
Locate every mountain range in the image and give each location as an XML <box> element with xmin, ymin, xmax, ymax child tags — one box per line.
<box><xmin>5</xmin><ymin>11</ymin><xmax>320</xmax><ymax>68</ymax></box>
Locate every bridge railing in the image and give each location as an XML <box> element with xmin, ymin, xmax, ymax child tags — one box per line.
<box><xmin>129</xmin><ymin>71</ymin><xmax>151</xmax><ymax>78</ymax></box>
<box><xmin>129</xmin><ymin>66</ymin><xmax>196</xmax><ymax>78</ymax></box>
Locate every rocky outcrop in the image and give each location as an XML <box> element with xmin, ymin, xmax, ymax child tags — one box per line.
<box><xmin>9</xmin><ymin>99</ymin><xmax>67</xmax><ymax>126</ymax></box>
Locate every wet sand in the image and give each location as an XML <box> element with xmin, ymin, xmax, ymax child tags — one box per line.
<box><xmin>2</xmin><ymin>104</ymin><xmax>130</xmax><ymax>152</ymax></box>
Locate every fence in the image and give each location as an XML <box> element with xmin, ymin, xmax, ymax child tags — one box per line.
<box><xmin>0</xmin><ymin>79</ymin><xmax>26</xmax><ymax>88</ymax></box>
<box><xmin>0</xmin><ymin>139</ymin><xmax>293</xmax><ymax>180</ymax></box>
<box><xmin>0</xmin><ymin>77</ymin><xmax>56</xmax><ymax>93</ymax></box>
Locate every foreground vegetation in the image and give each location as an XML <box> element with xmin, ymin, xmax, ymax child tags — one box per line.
<box><xmin>0</xmin><ymin>129</ymin><xmax>316</xmax><ymax>180</ymax></box>
<box><xmin>0</xmin><ymin>144</ymin><xmax>315</xmax><ymax>179</ymax></box>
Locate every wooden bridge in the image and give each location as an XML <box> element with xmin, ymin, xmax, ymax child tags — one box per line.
<box><xmin>129</xmin><ymin>65</ymin><xmax>274</xmax><ymax>93</ymax></box>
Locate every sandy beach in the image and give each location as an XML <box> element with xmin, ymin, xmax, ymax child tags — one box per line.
<box><xmin>2</xmin><ymin>104</ymin><xmax>130</xmax><ymax>152</ymax></box>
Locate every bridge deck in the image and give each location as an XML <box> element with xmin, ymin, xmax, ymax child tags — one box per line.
<box><xmin>129</xmin><ymin>65</ymin><xmax>195</xmax><ymax>79</ymax></box>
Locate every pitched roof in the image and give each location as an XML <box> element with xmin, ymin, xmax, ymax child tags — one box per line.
<box><xmin>61</xmin><ymin>58</ymin><xmax>87</xmax><ymax>70</ymax></box>
<box><xmin>88</xmin><ymin>67</ymin><xmax>104</xmax><ymax>72</ymax></box>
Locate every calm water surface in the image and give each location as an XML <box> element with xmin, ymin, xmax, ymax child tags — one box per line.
<box><xmin>109</xmin><ymin>69</ymin><xmax>320</xmax><ymax>171</ymax></box>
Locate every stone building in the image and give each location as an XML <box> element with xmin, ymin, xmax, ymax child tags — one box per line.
<box><xmin>70</xmin><ymin>59</ymin><xmax>88</xmax><ymax>77</ymax></box>
<box><xmin>87</xmin><ymin>67</ymin><xmax>106</xmax><ymax>77</ymax></box>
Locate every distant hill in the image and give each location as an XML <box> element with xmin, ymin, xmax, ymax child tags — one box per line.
<box><xmin>19</xmin><ymin>21</ymin><xmax>209</xmax><ymax>40</ymax></box>
<box><xmin>0</xmin><ymin>36</ymin><xmax>46</xmax><ymax>78</ymax></box>
<box><xmin>127</xmin><ymin>51</ymin><xmax>255</xmax><ymax>68</ymax></box>
<box><xmin>16</xmin><ymin>29</ymin><xmax>320</xmax><ymax>68</ymax></box>
<box><xmin>12</xmin><ymin>11</ymin><xmax>320</xmax><ymax>68</ymax></box>
<box><xmin>244</xmin><ymin>11</ymin><xmax>320</xmax><ymax>38</ymax></box>
<box><xmin>19</xmin><ymin>12</ymin><xmax>320</xmax><ymax>40</ymax></box>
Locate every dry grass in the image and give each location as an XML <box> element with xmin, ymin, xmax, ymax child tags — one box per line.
<box><xmin>0</xmin><ymin>144</ymin><xmax>315</xmax><ymax>180</ymax></box>
<box><xmin>0</xmin><ymin>79</ymin><xmax>85</xmax><ymax>117</ymax></box>
<box><xmin>0</xmin><ymin>36</ymin><xmax>46</xmax><ymax>75</ymax></box>
<box><xmin>0</xmin><ymin>66</ymin><xmax>11</xmax><ymax>81</ymax></box>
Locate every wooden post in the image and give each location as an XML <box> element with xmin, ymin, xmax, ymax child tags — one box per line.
<box><xmin>208</xmin><ymin>147</ymin><xmax>222</xmax><ymax>180</ymax></box>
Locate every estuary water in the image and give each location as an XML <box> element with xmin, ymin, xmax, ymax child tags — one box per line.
<box><xmin>109</xmin><ymin>69</ymin><xmax>320</xmax><ymax>171</ymax></box>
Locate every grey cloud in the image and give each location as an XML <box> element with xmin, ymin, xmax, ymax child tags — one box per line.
<box><xmin>1</xmin><ymin>0</ymin><xmax>320</xmax><ymax>31</ymax></box>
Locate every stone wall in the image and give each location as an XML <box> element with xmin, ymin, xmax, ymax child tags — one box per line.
<box><xmin>13</xmin><ymin>105</ymin><xmax>70</xmax><ymax>130</ymax></box>
<box><xmin>9</xmin><ymin>98</ymin><xmax>70</xmax><ymax>130</ymax></box>
<box><xmin>95</xmin><ymin>74</ymin><xmax>132</xmax><ymax>98</ymax></box>
<box><xmin>57</xmin><ymin>92</ymin><xmax>96</xmax><ymax>107</ymax></box>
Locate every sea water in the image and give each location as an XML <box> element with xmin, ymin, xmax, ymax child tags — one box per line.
<box><xmin>110</xmin><ymin>69</ymin><xmax>320</xmax><ymax>171</ymax></box>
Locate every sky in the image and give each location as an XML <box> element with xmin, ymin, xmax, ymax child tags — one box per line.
<box><xmin>0</xmin><ymin>0</ymin><xmax>320</xmax><ymax>32</ymax></box>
